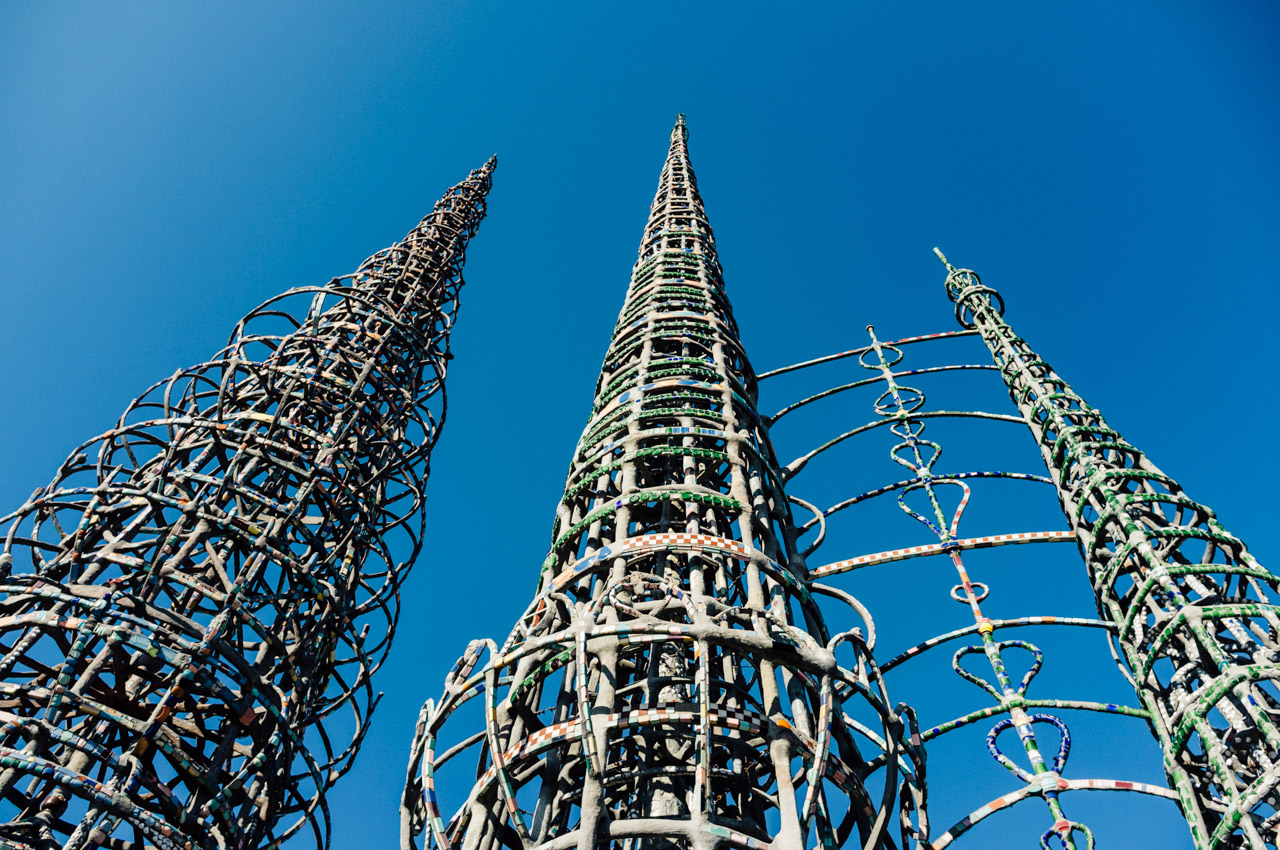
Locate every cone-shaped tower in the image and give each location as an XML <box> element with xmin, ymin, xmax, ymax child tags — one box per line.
<box><xmin>0</xmin><ymin>159</ymin><xmax>495</xmax><ymax>849</ymax></box>
<box><xmin>403</xmin><ymin>121</ymin><xmax>916</xmax><ymax>850</ymax></box>
<box><xmin>937</xmin><ymin>251</ymin><xmax>1279</xmax><ymax>849</ymax></box>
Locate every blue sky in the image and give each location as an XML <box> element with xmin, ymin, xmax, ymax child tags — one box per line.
<box><xmin>1</xmin><ymin>3</ymin><xmax>1277</xmax><ymax>848</ymax></box>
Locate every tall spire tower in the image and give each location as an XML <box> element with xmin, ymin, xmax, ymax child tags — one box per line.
<box><xmin>937</xmin><ymin>253</ymin><xmax>1280</xmax><ymax>849</ymax></box>
<box><xmin>0</xmin><ymin>159</ymin><xmax>495</xmax><ymax>849</ymax></box>
<box><xmin>402</xmin><ymin>120</ymin><xmax>918</xmax><ymax>849</ymax></box>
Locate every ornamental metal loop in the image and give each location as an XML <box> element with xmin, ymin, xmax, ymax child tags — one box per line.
<box><xmin>401</xmin><ymin>117</ymin><xmax>922</xmax><ymax>850</ymax></box>
<box><xmin>855</xmin><ymin>325</ymin><xmax>1099</xmax><ymax>849</ymax></box>
<box><xmin>935</xmin><ymin>247</ymin><xmax>1280</xmax><ymax>849</ymax></box>
<box><xmin>938</xmin><ymin>265</ymin><xmax>1003</xmax><ymax>331</ymax></box>
<box><xmin>0</xmin><ymin>157</ymin><xmax>495</xmax><ymax>850</ymax></box>
<box><xmin>759</xmin><ymin>312</ymin><xmax>1183</xmax><ymax>844</ymax></box>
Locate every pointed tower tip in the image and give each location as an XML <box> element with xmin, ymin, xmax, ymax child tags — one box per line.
<box><xmin>671</xmin><ymin>114</ymin><xmax>688</xmax><ymax>144</ymax></box>
<box><xmin>484</xmin><ymin>154</ymin><xmax>498</xmax><ymax>170</ymax></box>
<box><xmin>932</xmin><ymin>247</ymin><xmax>954</xmax><ymax>272</ymax></box>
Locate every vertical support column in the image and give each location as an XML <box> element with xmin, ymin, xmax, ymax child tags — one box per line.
<box><xmin>936</xmin><ymin>249</ymin><xmax>1280</xmax><ymax>849</ymax></box>
<box><xmin>0</xmin><ymin>158</ymin><xmax>495</xmax><ymax>850</ymax></box>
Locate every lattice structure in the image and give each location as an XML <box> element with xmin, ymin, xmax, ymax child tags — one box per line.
<box><xmin>390</xmin><ymin>119</ymin><xmax>1271</xmax><ymax>850</ymax></box>
<box><xmin>0</xmin><ymin>158</ymin><xmax>494</xmax><ymax>850</ymax></box>
<box><xmin>759</xmin><ymin>245</ymin><xmax>1276</xmax><ymax>847</ymax></box>
<box><xmin>937</xmin><ymin>251</ymin><xmax>1279</xmax><ymax>849</ymax></box>
<box><xmin>764</xmin><ymin>320</ymin><xmax>1181</xmax><ymax>848</ymax></box>
<box><xmin>401</xmin><ymin>118</ymin><xmax>923</xmax><ymax>850</ymax></box>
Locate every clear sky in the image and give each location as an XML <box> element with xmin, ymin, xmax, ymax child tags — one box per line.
<box><xmin>1</xmin><ymin>3</ymin><xmax>1277</xmax><ymax>849</ymax></box>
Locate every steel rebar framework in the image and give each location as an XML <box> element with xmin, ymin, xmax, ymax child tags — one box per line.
<box><xmin>764</xmin><ymin>321</ymin><xmax>1180</xmax><ymax>848</ymax></box>
<box><xmin>0</xmin><ymin>158</ymin><xmax>494</xmax><ymax>850</ymax></box>
<box><xmin>759</xmin><ymin>246</ymin><xmax>1279</xmax><ymax>846</ymax></box>
<box><xmin>936</xmin><ymin>251</ymin><xmax>1280</xmax><ymax>848</ymax></box>
<box><xmin>402</xmin><ymin>118</ymin><xmax>923</xmax><ymax>850</ymax></box>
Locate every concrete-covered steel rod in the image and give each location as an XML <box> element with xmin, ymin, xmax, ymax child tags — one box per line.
<box><xmin>401</xmin><ymin>119</ymin><xmax>924</xmax><ymax>850</ymax></box>
<box><xmin>0</xmin><ymin>158</ymin><xmax>495</xmax><ymax>850</ymax></box>
<box><xmin>935</xmin><ymin>249</ymin><xmax>1279</xmax><ymax>849</ymax></box>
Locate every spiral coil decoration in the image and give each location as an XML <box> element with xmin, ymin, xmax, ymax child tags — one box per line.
<box><xmin>0</xmin><ymin>158</ymin><xmax>495</xmax><ymax>849</ymax></box>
